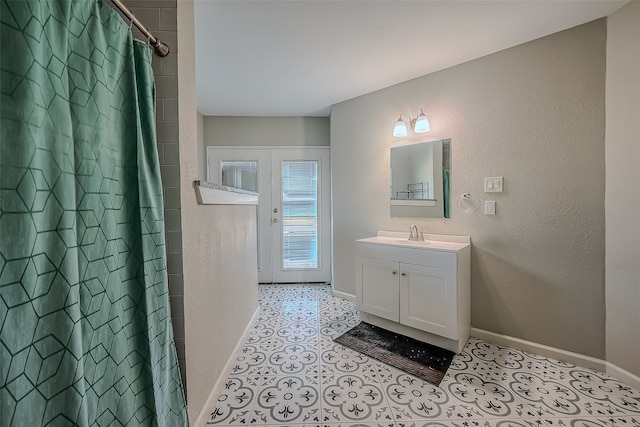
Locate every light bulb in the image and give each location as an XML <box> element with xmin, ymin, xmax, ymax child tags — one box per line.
<box><xmin>414</xmin><ymin>109</ymin><xmax>430</xmax><ymax>133</ymax></box>
<box><xmin>393</xmin><ymin>117</ymin><xmax>408</xmax><ymax>137</ymax></box>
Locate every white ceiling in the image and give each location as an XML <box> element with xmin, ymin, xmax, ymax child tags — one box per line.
<box><xmin>194</xmin><ymin>1</ymin><xmax>625</xmax><ymax>117</ymax></box>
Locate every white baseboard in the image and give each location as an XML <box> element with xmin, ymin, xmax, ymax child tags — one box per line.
<box><xmin>332</xmin><ymin>289</ymin><xmax>355</xmax><ymax>302</ymax></box>
<box><xmin>471</xmin><ymin>328</ymin><xmax>640</xmax><ymax>389</ymax></box>
<box><xmin>471</xmin><ymin>327</ymin><xmax>606</xmax><ymax>371</ymax></box>
<box><xmin>193</xmin><ymin>306</ymin><xmax>261</xmax><ymax>427</ymax></box>
<box><xmin>606</xmin><ymin>361</ymin><xmax>640</xmax><ymax>391</ymax></box>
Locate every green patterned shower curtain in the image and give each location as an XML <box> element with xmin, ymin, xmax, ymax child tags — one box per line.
<box><xmin>0</xmin><ymin>1</ymin><xmax>188</xmax><ymax>425</ymax></box>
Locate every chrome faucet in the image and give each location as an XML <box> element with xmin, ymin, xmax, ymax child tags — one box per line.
<box><xmin>409</xmin><ymin>224</ymin><xmax>423</xmax><ymax>241</ymax></box>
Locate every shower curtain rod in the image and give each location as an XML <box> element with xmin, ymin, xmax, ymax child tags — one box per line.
<box><xmin>109</xmin><ymin>0</ymin><xmax>170</xmax><ymax>57</ymax></box>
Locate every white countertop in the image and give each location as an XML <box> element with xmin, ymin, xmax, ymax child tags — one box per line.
<box><xmin>357</xmin><ymin>231</ymin><xmax>470</xmax><ymax>252</ymax></box>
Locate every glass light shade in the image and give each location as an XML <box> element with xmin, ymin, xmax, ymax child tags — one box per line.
<box><xmin>393</xmin><ymin>118</ymin><xmax>408</xmax><ymax>137</ymax></box>
<box><xmin>414</xmin><ymin>110</ymin><xmax>430</xmax><ymax>133</ymax></box>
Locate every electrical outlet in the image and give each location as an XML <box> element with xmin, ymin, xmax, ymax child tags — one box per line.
<box><xmin>484</xmin><ymin>176</ymin><xmax>503</xmax><ymax>193</ymax></box>
<box><xmin>485</xmin><ymin>201</ymin><xmax>496</xmax><ymax>215</ymax></box>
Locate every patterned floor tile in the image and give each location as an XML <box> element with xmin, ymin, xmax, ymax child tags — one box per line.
<box><xmin>447</xmin><ymin>350</ymin><xmax>475</xmax><ymax>371</ymax></box>
<box><xmin>200</xmin><ymin>284</ymin><xmax>640</xmax><ymax>427</ymax></box>
<box><xmin>320</xmin><ymin>342</ymin><xmax>379</xmax><ymax>383</ymax></box>
<box><xmin>205</xmin><ymin>376</ymin><xmax>261</xmax><ymax>425</ymax></box>
<box><xmin>467</xmin><ymin>340</ymin><xmax>528</xmax><ymax>371</ymax></box>
<box><xmin>395</xmin><ymin>422</ymin><xmax>540</xmax><ymax>427</ymax></box>
<box><xmin>320</xmin><ymin>320</ymin><xmax>359</xmax><ymax>340</ymax></box>
<box><xmin>268</xmin><ymin>343</ymin><xmax>320</xmax><ymax>375</ymax></box>
<box><xmin>445</xmin><ymin>357</ymin><xmax>515</xmax><ymax>384</ymax></box>
<box><xmin>447</xmin><ymin>370</ymin><xmax>528</xmax><ymax>418</ymax></box>
<box><xmin>445</xmin><ymin>339</ymin><xmax>528</xmax><ymax>383</ymax></box>
<box><xmin>567</xmin><ymin>370</ymin><xmax>640</xmax><ymax>415</ymax></box>
<box><xmin>246</xmin><ymin>322</ymin><xmax>277</xmax><ymax>343</ymax></box>
<box><xmin>248</xmin><ymin>335</ymin><xmax>287</xmax><ymax>355</ymax></box>
<box><xmin>256</xmin><ymin>309</ymin><xmax>283</xmax><ymax>325</ymax></box>
<box><xmin>227</xmin><ymin>344</ymin><xmax>268</xmax><ymax>376</ymax></box>
<box><xmin>521</xmin><ymin>352</ymin><xmax>575</xmax><ymax>382</ymax></box>
<box><xmin>253</xmin><ymin>375</ymin><xmax>323</xmax><ymax>424</ymax></box>
<box><xmin>384</xmin><ymin>371</ymin><xmax>451</xmax><ymax>420</ymax></box>
<box><xmin>322</xmin><ymin>374</ymin><xmax>395</xmax><ymax>423</ymax></box>
<box><xmin>322</xmin><ymin>423</ymin><xmax>397</xmax><ymax>427</ymax></box>
<box><xmin>536</xmin><ymin>416</ymin><xmax>640</xmax><ymax>426</ymax></box>
<box><xmin>281</xmin><ymin>320</ymin><xmax>320</xmax><ymax>332</ymax></box>
<box><xmin>281</xmin><ymin>312</ymin><xmax>319</xmax><ymax>325</ymax></box>
<box><xmin>509</xmin><ymin>371</ymin><xmax>584</xmax><ymax>417</ymax></box>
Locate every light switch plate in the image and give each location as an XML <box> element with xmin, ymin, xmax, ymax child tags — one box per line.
<box><xmin>484</xmin><ymin>176</ymin><xmax>503</xmax><ymax>192</ymax></box>
<box><xmin>485</xmin><ymin>201</ymin><xmax>496</xmax><ymax>215</ymax></box>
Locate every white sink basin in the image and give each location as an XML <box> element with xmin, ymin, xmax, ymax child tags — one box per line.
<box><xmin>362</xmin><ymin>235</ymin><xmax>432</xmax><ymax>247</ymax></box>
<box><xmin>357</xmin><ymin>231</ymin><xmax>470</xmax><ymax>252</ymax></box>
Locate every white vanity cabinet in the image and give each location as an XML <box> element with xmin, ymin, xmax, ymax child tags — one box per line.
<box><xmin>357</xmin><ymin>257</ymin><xmax>400</xmax><ymax>321</ymax></box>
<box><xmin>399</xmin><ymin>262</ymin><xmax>458</xmax><ymax>339</ymax></box>
<box><xmin>356</xmin><ymin>231</ymin><xmax>470</xmax><ymax>353</ymax></box>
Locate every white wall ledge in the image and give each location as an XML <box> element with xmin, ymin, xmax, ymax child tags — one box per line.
<box><xmin>390</xmin><ymin>199</ymin><xmax>437</xmax><ymax>207</ymax></box>
<box><xmin>193</xmin><ymin>180</ymin><xmax>259</xmax><ymax>205</ymax></box>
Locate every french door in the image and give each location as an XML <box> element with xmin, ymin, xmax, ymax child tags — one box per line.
<box><xmin>208</xmin><ymin>147</ymin><xmax>331</xmax><ymax>283</ymax></box>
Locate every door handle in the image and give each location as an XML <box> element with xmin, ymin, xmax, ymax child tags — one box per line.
<box><xmin>273</xmin><ymin>218</ymin><xmax>279</xmax><ymax>223</ymax></box>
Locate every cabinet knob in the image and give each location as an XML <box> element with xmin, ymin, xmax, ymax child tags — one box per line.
<box><xmin>392</xmin><ymin>271</ymin><xmax>397</xmax><ymax>275</ymax></box>
<box><xmin>401</xmin><ymin>273</ymin><xmax>406</xmax><ymax>276</ymax></box>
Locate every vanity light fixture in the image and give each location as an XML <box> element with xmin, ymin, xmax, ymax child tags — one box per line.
<box><xmin>393</xmin><ymin>109</ymin><xmax>431</xmax><ymax>137</ymax></box>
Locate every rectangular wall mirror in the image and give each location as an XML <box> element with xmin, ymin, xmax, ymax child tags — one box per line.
<box><xmin>390</xmin><ymin>138</ymin><xmax>451</xmax><ymax>218</ymax></box>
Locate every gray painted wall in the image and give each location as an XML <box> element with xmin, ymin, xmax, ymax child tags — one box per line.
<box><xmin>605</xmin><ymin>2</ymin><xmax>640</xmax><ymax>377</ymax></box>
<box><xmin>203</xmin><ymin>116</ymin><xmax>330</xmax><ymax>147</ymax></box>
<box><xmin>331</xmin><ymin>20</ymin><xmax>607</xmax><ymax>359</ymax></box>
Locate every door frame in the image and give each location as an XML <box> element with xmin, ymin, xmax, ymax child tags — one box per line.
<box><xmin>207</xmin><ymin>146</ymin><xmax>331</xmax><ymax>284</ymax></box>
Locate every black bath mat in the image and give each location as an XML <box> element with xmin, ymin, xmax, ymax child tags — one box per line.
<box><xmin>334</xmin><ymin>322</ymin><xmax>455</xmax><ymax>386</ymax></box>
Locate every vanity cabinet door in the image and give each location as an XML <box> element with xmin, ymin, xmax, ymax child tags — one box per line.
<box><xmin>399</xmin><ymin>263</ymin><xmax>457</xmax><ymax>339</ymax></box>
<box><xmin>356</xmin><ymin>257</ymin><xmax>399</xmax><ymax>322</ymax></box>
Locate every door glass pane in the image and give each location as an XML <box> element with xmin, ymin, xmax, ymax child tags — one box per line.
<box><xmin>221</xmin><ymin>161</ymin><xmax>258</xmax><ymax>192</ymax></box>
<box><xmin>282</xmin><ymin>161</ymin><xmax>318</xmax><ymax>270</ymax></box>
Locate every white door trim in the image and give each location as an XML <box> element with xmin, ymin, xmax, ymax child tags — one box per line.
<box><xmin>207</xmin><ymin>146</ymin><xmax>331</xmax><ymax>283</ymax></box>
